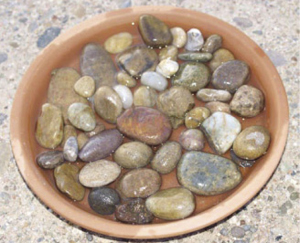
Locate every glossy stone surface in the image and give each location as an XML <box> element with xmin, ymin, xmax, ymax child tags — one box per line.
<box><xmin>205</xmin><ymin>101</ymin><xmax>231</xmax><ymax>114</ymax></box>
<box><xmin>35</xmin><ymin>103</ymin><xmax>63</xmax><ymax>149</ymax></box>
<box><xmin>117</xmin><ymin>45</ymin><xmax>158</xmax><ymax>78</ymax></box>
<box><xmin>179</xmin><ymin>129</ymin><xmax>205</xmax><ymax>151</ymax></box>
<box><xmin>201</xmin><ymin>34</ymin><xmax>222</xmax><ymax>53</ymax></box>
<box><xmin>116</xmin><ymin>71</ymin><xmax>137</xmax><ymax>88</ymax></box>
<box><xmin>113</xmin><ymin>84</ymin><xmax>133</xmax><ymax>109</ymax></box>
<box><xmin>141</xmin><ymin>71</ymin><xmax>168</xmax><ymax>91</ymax></box>
<box><xmin>115</xmin><ymin>198</ymin><xmax>154</xmax><ymax>224</ymax></box>
<box><xmin>138</xmin><ymin>14</ymin><xmax>172</xmax><ymax>47</ymax></box>
<box><xmin>233</xmin><ymin>126</ymin><xmax>271</xmax><ymax>160</ymax></box>
<box><xmin>88</xmin><ymin>187</ymin><xmax>120</xmax><ymax>215</ymax></box>
<box><xmin>170</xmin><ymin>27</ymin><xmax>187</xmax><ymax>48</ymax></box>
<box><xmin>114</xmin><ymin>141</ymin><xmax>153</xmax><ymax>169</ymax></box>
<box><xmin>157</xmin><ymin>86</ymin><xmax>194</xmax><ymax>119</ymax></box>
<box><xmin>63</xmin><ymin>136</ymin><xmax>78</xmax><ymax>162</ymax></box>
<box><xmin>104</xmin><ymin>32</ymin><xmax>133</xmax><ymax>54</ymax></box>
<box><xmin>54</xmin><ymin>164</ymin><xmax>85</xmax><ymax>201</ymax></box>
<box><xmin>156</xmin><ymin>59</ymin><xmax>179</xmax><ymax>78</ymax></box>
<box><xmin>230</xmin><ymin>149</ymin><xmax>256</xmax><ymax>168</ymax></box>
<box><xmin>178</xmin><ymin>52</ymin><xmax>212</xmax><ymax>62</ymax></box>
<box><xmin>36</xmin><ymin>150</ymin><xmax>64</xmax><ymax>169</ymax></box>
<box><xmin>209</xmin><ymin>48</ymin><xmax>235</xmax><ymax>72</ymax></box>
<box><xmin>79</xmin><ymin>129</ymin><xmax>123</xmax><ymax>162</ymax></box>
<box><xmin>185</xmin><ymin>107</ymin><xmax>211</xmax><ymax>129</ymax></box>
<box><xmin>172</xmin><ymin>62</ymin><xmax>210</xmax><ymax>92</ymax></box>
<box><xmin>80</xmin><ymin>43</ymin><xmax>117</xmax><ymax>89</ymax></box>
<box><xmin>133</xmin><ymin>86</ymin><xmax>157</xmax><ymax>107</ymax></box>
<box><xmin>116</xmin><ymin>168</ymin><xmax>161</xmax><ymax>198</ymax></box>
<box><xmin>79</xmin><ymin>160</ymin><xmax>121</xmax><ymax>187</ymax></box>
<box><xmin>212</xmin><ymin>60</ymin><xmax>250</xmax><ymax>93</ymax></box>
<box><xmin>159</xmin><ymin>45</ymin><xmax>178</xmax><ymax>61</ymax></box>
<box><xmin>67</xmin><ymin>103</ymin><xmax>96</xmax><ymax>132</ymax></box>
<box><xmin>61</xmin><ymin>125</ymin><xmax>77</xmax><ymax>147</ymax></box>
<box><xmin>47</xmin><ymin>68</ymin><xmax>88</xmax><ymax>122</ymax></box>
<box><xmin>73</xmin><ymin>76</ymin><xmax>95</xmax><ymax>98</ymax></box>
<box><xmin>177</xmin><ymin>151</ymin><xmax>242</xmax><ymax>195</ymax></box>
<box><xmin>230</xmin><ymin>85</ymin><xmax>265</xmax><ymax>117</ymax></box>
<box><xmin>201</xmin><ymin>112</ymin><xmax>241</xmax><ymax>155</ymax></box>
<box><xmin>196</xmin><ymin>88</ymin><xmax>232</xmax><ymax>102</ymax></box>
<box><xmin>145</xmin><ymin>188</ymin><xmax>195</xmax><ymax>220</ymax></box>
<box><xmin>185</xmin><ymin>28</ymin><xmax>204</xmax><ymax>51</ymax></box>
<box><xmin>151</xmin><ymin>141</ymin><xmax>182</xmax><ymax>174</ymax></box>
<box><xmin>94</xmin><ymin>86</ymin><xmax>123</xmax><ymax>123</ymax></box>
<box><xmin>116</xmin><ymin>107</ymin><xmax>172</xmax><ymax>145</ymax></box>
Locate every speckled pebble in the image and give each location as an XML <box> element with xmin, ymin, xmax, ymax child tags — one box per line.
<box><xmin>63</xmin><ymin>136</ymin><xmax>78</xmax><ymax>162</ymax></box>
<box><xmin>37</xmin><ymin>27</ymin><xmax>61</xmax><ymax>48</ymax></box>
<box><xmin>104</xmin><ymin>32</ymin><xmax>133</xmax><ymax>54</ymax></box>
<box><xmin>116</xmin><ymin>71</ymin><xmax>137</xmax><ymax>88</ymax></box>
<box><xmin>179</xmin><ymin>129</ymin><xmax>205</xmax><ymax>151</ymax></box>
<box><xmin>74</xmin><ymin>76</ymin><xmax>95</xmax><ymax>98</ymax></box>
<box><xmin>231</xmin><ymin>226</ymin><xmax>246</xmax><ymax>238</ymax></box>
<box><xmin>170</xmin><ymin>27</ymin><xmax>187</xmax><ymax>48</ymax></box>
<box><xmin>159</xmin><ymin>45</ymin><xmax>178</xmax><ymax>61</ymax></box>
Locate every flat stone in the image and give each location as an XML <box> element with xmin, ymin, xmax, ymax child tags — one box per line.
<box><xmin>114</xmin><ymin>141</ymin><xmax>153</xmax><ymax>169</ymax></box>
<box><xmin>196</xmin><ymin>88</ymin><xmax>232</xmax><ymax>102</ymax></box>
<box><xmin>185</xmin><ymin>107</ymin><xmax>211</xmax><ymax>129</ymax></box>
<box><xmin>117</xmin><ymin>71</ymin><xmax>137</xmax><ymax>88</ymax></box>
<box><xmin>205</xmin><ymin>101</ymin><xmax>231</xmax><ymax>114</ymax></box>
<box><xmin>54</xmin><ymin>164</ymin><xmax>85</xmax><ymax>201</ymax></box>
<box><xmin>230</xmin><ymin>149</ymin><xmax>256</xmax><ymax>168</ymax></box>
<box><xmin>35</xmin><ymin>103</ymin><xmax>63</xmax><ymax>149</ymax></box>
<box><xmin>233</xmin><ymin>126</ymin><xmax>271</xmax><ymax>160</ymax></box>
<box><xmin>74</xmin><ymin>76</ymin><xmax>95</xmax><ymax>98</ymax></box>
<box><xmin>116</xmin><ymin>168</ymin><xmax>161</xmax><ymax>198</ymax></box>
<box><xmin>104</xmin><ymin>32</ymin><xmax>133</xmax><ymax>54</ymax></box>
<box><xmin>151</xmin><ymin>141</ymin><xmax>182</xmax><ymax>174</ymax></box>
<box><xmin>209</xmin><ymin>48</ymin><xmax>235</xmax><ymax>72</ymax></box>
<box><xmin>185</xmin><ymin>28</ymin><xmax>204</xmax><ymax>51</ymax></box>
<box><xmin>61</xmin><ymin>125</ymin><xmax>77</xmax><ymax>147</ymax></box>
<box><xmin>138</xmin><ymin>14</ymin><xmax>172</xmax><ymax>47</ymax></box>
<box><xmin>117</xmin><ymin>45</ymin><xmax>158</xmax><ymax>78</ymax></box>
<box><xmin>157</xmin><ymin>86</ymin><xmax>195</xmax><ymax>119</ymax></box>
<box><xmin>212</xmin><ymin>60</ymin><xmax>250</xmax><ymax>93</ymax></box>
<box><xmin>201</xmin><ymin>112</ymin><xmax>241</xmax><ymax>155</ymax></box>
<box><xmin>133</xmin><ymin>86</ymin><xmax>157</xmax><ymax>107</ymax></box>
<box><xmin>170</xmin><ymin>27</ymin><xmax>187</xmax><ymax>48</ymax></box>
<box><xmin>113</xmin><ymin>85</ymin><xmax>133</xmax><ymax>109</ymax></box>
<box><xmin>80</xmin><ymin>43</ymin><xmax>117</xmax><ymax>89</ymax></box>
<box><xmin>172</xmin><ymin>62</ymin><xmax>210</xmax><ymax>92</ymax></box>
<box><xmin>201</xmin><ymin>34</ymin><xmax>222</xmax><ymax>53</ymax></box>
<box><xmin>179</xmin><ymin>129</ymin><xmax>205</xmax><ymax>151</ymax></box>
<box><xmin>36</xmin><ymin>151</ymin><xmax>64</xmax><ymax>169</ymax></box>
<box><xmin>117</xmin><ymin>107</ymin><xmax>172</xmax><ymax>145</ymax></box>
<box><xmin>178</xmin><ymin>52</ymin><xmax>212</xmax><ymax>62</ymax></box>
<box><xmin>79</xmin><ymin>129</ymin><xmax>123</xmax><ymax>162</ymax></box>
<box><xmin>145</xmin><ymin>188</ymin><xmax>195</xmax><ymax>220</ymax></box>
<box><xmin>63</xmin><ymin>136</ymin><xmax>78</xmax><ymax>162</ymax></box>
<box><xmin>141</xmin><ymin>71</ymin><xmax>168</xmax><ymax>91</ymax></box>
<box><xmin>177</xmin><ymin>151</ymin><xmax>242</xmax><ymax>195</ymax></box>
<box><xmin>115</xmin><ymin>198</ymin><xmax>154</xmax><ymax>224</ymax></box>
<box><xmin>79</xmin><ymin>160</ymin><xmax>121</xmax><ymax>187</ymax></box>
<box><xmin>88</xmin><ymin>187</ymin><xmax>120</xmax><ymax>215</ymax></box>
<box><xmin>67</xmin><ymin>103</ymin><xmax>96</xmax><ymax>132</ymax></box>
<box><xmin>230</xmin><ymin>85</ymin><xmax>264</xmax><ymax>117</ymax></box>
<box><xmin>94</xmin><ymin>86</ymin><xmax>123</xmax><ymax>124</ymax></box>
<box><xmin>159</xmin><ymin>45</ymin><xmax>178</xmax><ymax>61</ymax></box>
<box><xmin>47</xmin><ymin>68</ymin><xmax>88</xmax><ymax>122</ymax></box>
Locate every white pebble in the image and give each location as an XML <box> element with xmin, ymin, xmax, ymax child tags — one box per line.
<box><xmin>170</xmin><ymin>27</ymin><xmax>187</xmax><ymax>48</ymax></box>
<box><xmin>185</xmin><ymin>28</ymin><xmax>204</xmax><ymax>51</ymax></box>
<box><xmin>156</xmin><ymin>59</ymin><xmax>179</xmax><ymax>78</ymax></box>
<box><xmin>141</xmin><ymin>71</ymin><xmax>168</xmax><ymax>91</ymax></box>
<box><xmin>113</xmin><ymin>85</ymin><xmax>133</xmax><ymax>109</ymax></box>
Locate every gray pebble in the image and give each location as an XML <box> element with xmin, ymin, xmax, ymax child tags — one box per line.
<box><xmin>231</xmin><ymin>226</ymin><xmax>245</xmax><ymax>238</ymax></box>
<box><xmin>0</xmin><ymin>191</ymin><xmax>11</xmax><ymax>204</ymax></box>
<box><xmin>253</xmin><ymin>30</ymin><xmax>263</xmax><ymax>35</ymax></box>
<box><xmin>63</xmin><ymin>136</ymin><xmax>78</xmax><ymax>162</ymax></box>
<box><xmin>0</xmin><ymin>53</ymin><xmax>8</xmax><ymax>64</ymax></box>
<box><xmin>290</xmin><ymin>192</ymin><xmax>299</xmax><ymax>201</ymax></box>
<box><xmin>250</xmin><ymin>226</ymin><xmax>257</xmax><ymax>233</ymax></box>
<box><xmin>0</xmin><ymin>113</ymin><xmax>8</xmax><ymax>125</ymax></box>
<box><xmin>220</xmin><ymin>227</ymin><xmax>229</xmax><ymax>236</ymax></box>
<box><xmin>243</xmin><ymin>225</ymin><xmax>251</xmax><ymax>231</ymax></box>
<box><xmin>37</xmin><ymin>27</ymin><xmax>61</xmax><ymax>48</ymax></box>
<box><xmin>36</xmin><ymin>150</ymin><xmax>64</xmax><ymax>169</ymax></box>
<box><xmin>86</xmin><ymin>233</ymin><xmax>93</xmax><ymax>241</ymax></box>
<box><xmin>233</xmin><ymin>17</ymin><xmax>253</xmax><ymax>28</ymax></box>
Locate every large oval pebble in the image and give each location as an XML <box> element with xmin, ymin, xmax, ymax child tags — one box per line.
<box><xmin>104</xmin><ymin>32</ymin><xmax>133</xmax><ymax>54</ymax></box>
<box><xmin>36</xmin><ymin>150</ymin><xmax>64</xmax><ymax>169</ymax></box>
<box><xmin>141</xmin><ymin>71</ymin><xmax>168</xmax><ymax>91</ymax></box>
<box><xmin>117</xmin><ymin>107</ymin><xmax>172</xmax><ymax>145</ymax></box>
<box><xmin>177</xmin><ymin>151</ymin><xmax>242</xmax><ymax>195</ymax></box>
<box><xmin>79</xmin><ymin>129</ymin><xmax>123</xmax><ymax>162</ymax></box>
<box><xmin>145</xmin><ymin>188</ymin><xmax>195</xmax><ymax>220</ymax></box>
<box><xmin>116</xmin><ymin>168</ymin><xmax>161</xmax><ymax>198</ymax></box>
<box><xmin>79</xmin><ymin>160</ymin><xmax>121</xmax><ymax>187</ymax></box>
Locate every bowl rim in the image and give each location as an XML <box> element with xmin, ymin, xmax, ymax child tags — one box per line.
<box><xmin>10</xmin><ymin>5</ymin><xmax>289</xmax><ymax>239</ymax></box>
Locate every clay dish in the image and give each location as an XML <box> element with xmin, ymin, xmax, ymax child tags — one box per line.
<box><xmin>10</xmin><ymin>6</ymin><xmax>289</xmax><ymax>239</ymax></box>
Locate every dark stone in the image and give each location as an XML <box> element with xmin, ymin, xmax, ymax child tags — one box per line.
<box><xmin>37</xmin><ymin>27</ymin><xmax>61</xmax><ymax>48</ymax></box>
<box><xmin>36</xmin><ymin>150</ymin><xmax>64</xmax><ymax>169</ymax></box>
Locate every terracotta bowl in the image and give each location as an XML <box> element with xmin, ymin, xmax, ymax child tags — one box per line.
<box><xmin>10</xmin><ymin>6</ymin><xmax>289</xmax><ymax>239</ymax></box>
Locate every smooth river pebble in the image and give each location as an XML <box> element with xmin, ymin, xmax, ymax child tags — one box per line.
<box><xmin>209</xmin><ymin>48</ymin><xmax>235</xmax><ymax>71</ymax></box>
<box><xmin>113</xmin><ymin>84</ymin><xmax>133</xmax><ymax>109</ymax></box>
<box><xmin>159</xmin><ymin>45</ymin><xmax>178</xmax><ymax>61</ymax></box>
<box><xmin>170</xmin><ymin>27</ymin><xmax>187</xmax><ymax>48</ymax></box>
<box><xmin>73</xmin><ymin>76</ymin><xmax>95</xmax><ymax>98</ymax></box>
<box><xmin>205</xmin><ymin>101</ymin><xmax>231</xmax><ymax>114</ymax></box>
<box><xmin>185</xmin><ymin>28</ymin><xmax>204</xmax><ymax>51</ymax></box>
<box><xmin>185</xmin><ymin>107</ymin><xmax>211</xmax><ymax>129</ymax></box>
<box><xmin>104</xmin><ymin>32</ymin><xmax>133</xmax><ymax>54</ymax></box>
<box><xmin>62</xmin><ymin>125</ymin><xmax>77</xmax><ymax>147</ymax></box>
<box><xmin>116</xmin><ymin>71</ymin><xmax>137</xmax><ymax>88</ymax></box>
<box><xmin>133</xmin><ymin>86</ymin><xmax>157</xmax><ymax>107</ymax></box>
<box><xmin>141</xmin><ymin>71</ymin><xmax>168</xmax><ymax>91</ymax></box>
<box><xmin>179</xmin><ymin>129</ymin><xmax>205</xmax><ymax>151</ymax></box>
<box><xmin>196</xmin><ymin>88</ymin><xmax>232</xmax><ymax>102</ymax></box>
<box><xmin>178</xmin><ymin>52</ymin><xmax>212</xmax><ymax>62</ymax></box>
<box><xmin>36</xmin><ymin>150</ymin><xmax>64</xmax><ymax>169</ymax></box>
<box><xmin>156</xmin><ymin>59</ymin><xmax>179</xmax><ymax>78</ymax></box>
<box><xmin>201</xmin><ymin>34</ymin><xmax>222</xmax><ymax>53</ymax></box>
<box><xmin>63</xmin><ymin>136</ymin><xmax>78</xmax><ymax>162</ymax></box>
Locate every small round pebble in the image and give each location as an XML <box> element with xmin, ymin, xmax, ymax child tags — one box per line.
<box><xmin>185</xmin><ymin>28</ymin><xmax>204</xmax><ymax>51</ymax></box>
<box><xmin>74</xmin><ymin>76</ymin><xmax>95</xmax><ymax>98</ymax></box>
<box><xmin>231</xmin><ymin>226</ymin><xmax>246</xmax><ymax>238</ymax></box>
<box><xmin>63</xmin><ymin>136</ymin><xmax>78</xmax><ymax>162</ymax></box>
<box><xmin>133</xmin><ymin>86</ymin><xmax>157</xmax><ymax>107</ymax></box>
<box><xmin>116</xmin><ymin>71</ymin><xmax>137</xmax><ymax>88</ymax></box>
<box><xmin>113</xmin><ymin>84</ymin><xmax>133</xmax><ymax>109</ymax></box>
<box><xmin>201</xmin><ymin>34</ymin><xmax>222</xmax><ymax>53</ymax></box>
<box><xmin>185</xmin><ymin>107</ymin><xmax>211</xmax><ymax>129</ymax></box>
<box><xmin>104</xmin><ymin>32</ymin><xmax>133</xmax><ymax>54</ymax></box>
<box><xmin>179</xmin><ymin>129</ymin><xmax>205</xmax><ymax>151</ymax></box>
<box><xmin>209</xmin><ymin>48</ymin><xmax>235</xmax><ymax>71</ymax></box>
<box><xmin>159</xmin><ymin>45</ymin><xmax>178</xmax><ymax>61</ymax></box>
<box><xmin>88</xmin><ymin>187</ymin><xmax>120</xmax><ymax>215</ymax></box>
<box><xmin>205</xmin><ymin>101</ymin><xmax>231</xmax><ymax>114</ymax></box>
<box><xmin>141</xmin><ymin>71</ymin><xmax>168</xmax><ymax>91</ymax></box>
<box><xmin>170</xmin><ymin>27</ymin><xmax>187</xmax><ymax>48</ymax></box>
<box><xmin>156</xmin><ymin>59</ymin><xmax>179</xmax><ymax>78</ymax></box>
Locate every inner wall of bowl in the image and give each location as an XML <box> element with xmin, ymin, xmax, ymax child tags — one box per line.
<box><xmin>27</xmin><ymin>11</ymin><xmax>276</xmax><ymax>224</ymax></box>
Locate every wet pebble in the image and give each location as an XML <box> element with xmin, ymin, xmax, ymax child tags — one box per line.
<box><xmin>85</xmin><ymin>122</ymin><xmax>105</xmax><ymax>137</ymax></box>
<box><xmin>201</xmin><ymin>34</ymin><xmax>222</xmax><ymax>53</ymax></box>
<box><xmin>172</xmin><ymin>62</ymin><xmax>210</xmax><ymax>92</ymax></box>
<box><xmin>117</xmin><ymin>107</ymin><xmax>172</xmax><ymax>145</ymax></box>
<box><xmin>36</xmin><ymin>151</ymin><xmax>64</xmax><ymax>169</ymax></box>
<box><xmin>230</xmin><ymin>85</ymin><xmax>264</xmax><ymax>117</ymax></box>
<box><xmin>205</xmin><ymin>101</ymin><xmax>231</xmax><ymax>114</ymax></box>
<box><xmin>209</xmin><ymin>48</ymin><xmax>235</xmax><ymax>71</ymax></box>
<box><xmin>185</xmin><ymin>107</ymin><xmax>211</xmax><ymax>129</ymax></box>
<box><xmin>63</xmin><ymin>136</ymin><xmax>78</xmax><ymax>162</ymax></box>
<box><xmin>231</xmin><ymin>226</ymin><xmax>246</xmax><ymax>238</ymax></box>
<box><xmin>114</xmin><ymin>141</ymin><xmax>153</xmax><ymax>169</ymax></box>
<box><xmin>79</xmin><ymin>129</ymin><xmax>123</xmax><ymax>162</ymax></box>
<box><xmin>88</xmin><ymin>187</ymin><xmax>120</xmax><ymax>215</ymax></box>
<box><xmin>185</xmin><ymin>28</ymin><xmax>204</xmax><ymax>51</ymax></box>
<box><xmin>196</xmin><ymin>88</ymin><xmax>232</xmax><ymax>102</ymax></box>
<box><xmin>159</xmin><ymin>45</ymin><xmax>178</xmax><ymax>61</ymax></box>
<box><xmin>141</xmin><ymin>71</ymin><xmax>168</xmax><ymax>91</ymax></box>
<box><xmin>133</xmin><ymin>86</ymin><xmax>157</xmax><ymax>107</ymax></box>
<box><xmin>67</xmin><ymin>103</ymin><xmax>96</xmax><ymax>132</ymax></box>
<box><xmin>170</xmin><ymin>27</ymin><xmax>187</xmax><ymax>48</ymax></box>
<box><xmin>177</xmin><ymin>151</ymin><xmax>242</xmax><ymax>195</ymax></box>
<box><xmin>62</xmin><ymin>125</ymin><xmax>77</xmax><ymax>147</ymax></box>
<box><xmin>146</xmin><ymin>188</ymin><xmax>195</xmax><ymax>220</ymax></box>
<box><xmin>233</xmin><ymin>125</ymin><xmax>270</xmax><ymax>160</ymax></box>
<box><xmin>104</xmin><ymin>32</ymin><xmax>133</xmax><ymax>54</ymax></box>
<box><xmin>156</xmin><ymin>59</ymin><xmax>179</xmax><ymax>78</ymax></box>
<box><xmin>179</xmin><ymin>129</ymin><xmax>205</xmax><ymax>151</ymax></box>
<box><xmin>74</xmin><ymin>76</ymin><xmax>95</xmax><ymax>98</ymax></box>
<box><xmin>290</xmin><ymin>192</ymin><xmax>299</xmax><ymax>201</ymax></box>
<box><xmin>79</xmin><ymin>160</ymin><xmax>121</xmax><ymax>187</ymax></box>
<box><xmin>113</xmin><ymin>85</ymin><xmax>133</xmax><ymax>109</ymax></box>
<box><xmin>77</xmin><ymin>133</ymin><xmax>89</xmax><ymax>150</ymax></box>
<box><xmin>35</xmin><ymin>103</ymin><xmax>63</xmax><ymax>149</ymax></box>
<box><xmin>116</xmin><ymin>71</ymin><xmax>137</xmax><ymax>88</ymax></box>
<box><xmin>201</xmin><ymin>112</ymin><xmax>241</xmax><ymax>154</ymax></box>
<box><xmin>178</xmin><ymin>52</ymin><xmax>212</xmax><ymax>62</ymax></box>
<box><xmin>116</xmin><ymin>168</ymin><xmax>161</xmax><ymax>198</ymax></box>
<box><xmin>115</xmin><ymin>198</ymin><xmax>154</xmax><ymax>224</ymax></box>
<box><xmin>151</xmin><ymin>141</ymin><xmax>182</xmax><ymax>174</ymax></box>
<box><xmin>230</xmin><ymin>149</ymin><xmax>256</xmax><ymax>168</ymax></box>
